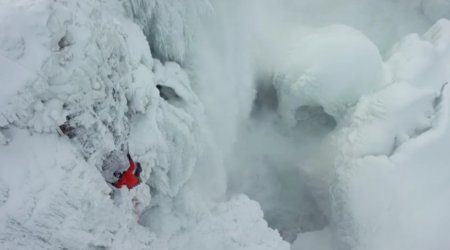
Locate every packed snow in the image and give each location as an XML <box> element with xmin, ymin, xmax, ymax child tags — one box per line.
<box><xmin>1</xmin><ymin>0</ymin><xmax>450</xmax><ymax>250</ymax></box>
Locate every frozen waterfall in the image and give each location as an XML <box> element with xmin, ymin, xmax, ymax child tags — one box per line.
<box><xmin>1</xmin><ymin>0</ymin><xmax>450</xmax><ymax>250</ymax></box>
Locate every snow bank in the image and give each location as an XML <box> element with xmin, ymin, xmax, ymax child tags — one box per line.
<box><xmin>141</xmin><ymin>193</ymin><xmax>289</xmax><ymax>250</ymax></box>
<box><xmin>170</xmin><ymin>195</ymin><xmax>289</xmax><ymax>250</ymax></box>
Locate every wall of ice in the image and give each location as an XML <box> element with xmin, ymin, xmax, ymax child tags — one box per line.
<box><xmin>188</xmin><ymin>0</ymin><xmax>450</xmax><ymax>249</ymax></box>
<box><xmin>0</xmin><ymin>0</ymin><xmax>287</xmax><ymax>249</ymax></box>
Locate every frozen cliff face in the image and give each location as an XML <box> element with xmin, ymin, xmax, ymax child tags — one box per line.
<box><xmin>293</xmin><ymin>19</ymin><xmax>450</xmax><ymax>250</ymax></box>
<box><xmin>329</xmin><ymin>20</ymin><xmax>450</xmax><ymax>250</ymax></box>
<box><xmin>2</xmin><ymin>0</ymin><xmax>450</xmax><ymax>250</ymax></box>
<box><xmin>0</xmin><ymin>0</ymin><xmax>164</xmax><ymax>248</ymax></box>
<box><xmin>0</xmin><ymin>0</ymin><xmax>207</xmax><ymax>196</ymax></box>
<box><xmin>122</xmin><ymin>0</ymin><xmax>212</xmax><ymax>63</ymax></box>
<box><xmin>0</xmin><ymin>0</ymin><xmax>288</xmax><ymax>250</ymax></box>
<box><xmin>200</xmin><ymin>1</ymin><xmax>450</xmax><ymax>249</ymax></box>
<box><xmin>0</xmin><ymin>130</ymin><xmax>158</xmax><ymax>250</ymax></box>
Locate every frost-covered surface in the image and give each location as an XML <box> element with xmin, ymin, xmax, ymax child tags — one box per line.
<box><xmin>0</xmin><ymin>0</ymin><xmax>287</xmax><ymax>250</ymax></box>
<box><xmin>328</xmin><ymin>19</ymin><xmax>450</xmax><ymax>250</ymax></box>
<box><xmin>140</xmin><ymin>193</ymin><xmax>289</xmax><ymax>250</ymax></box>
<box><xmin>274</xmin><ymin>25</ymin><xmax>384</xmax><ymax>126</ymax></box>
<box><xmin>2</xmin><ymin>0</ymin><xmax>450</xmax><ymax>250</ymax></box>
<box><xmin>195</xmin><ymin>1</ymin><xmax>450</xmax><ymax>250</ymax></box>
<box><xmin>289</xmin><ymin>19</ymin><xmax>450</xmax><ymax>250</ymax></box>
<box><xmin>122</xmin><ymin>0</ymin><xmax>212</xmax><ymax>63</ymax></box>
<box><xmin>0</xmin><ymin>130</ymin><xmax>158</xmax><ymax>249</ymax></box>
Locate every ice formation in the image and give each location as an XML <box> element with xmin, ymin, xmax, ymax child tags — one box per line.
<box><xmin>1</xmin><ymin>0</ymin><xmax>450</xmax><ymax>250</ymax></box>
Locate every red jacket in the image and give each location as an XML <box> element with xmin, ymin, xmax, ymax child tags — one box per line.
<box><xmin>115</xmin><ymin>159</ymin><xmax>139</xmax><ymax>189</ymax></box>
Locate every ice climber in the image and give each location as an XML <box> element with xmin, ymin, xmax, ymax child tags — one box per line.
<box><xmin>113</xmin><ymin>153</ymin><xmax>142</xmax><ymax>189</ymax></box>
